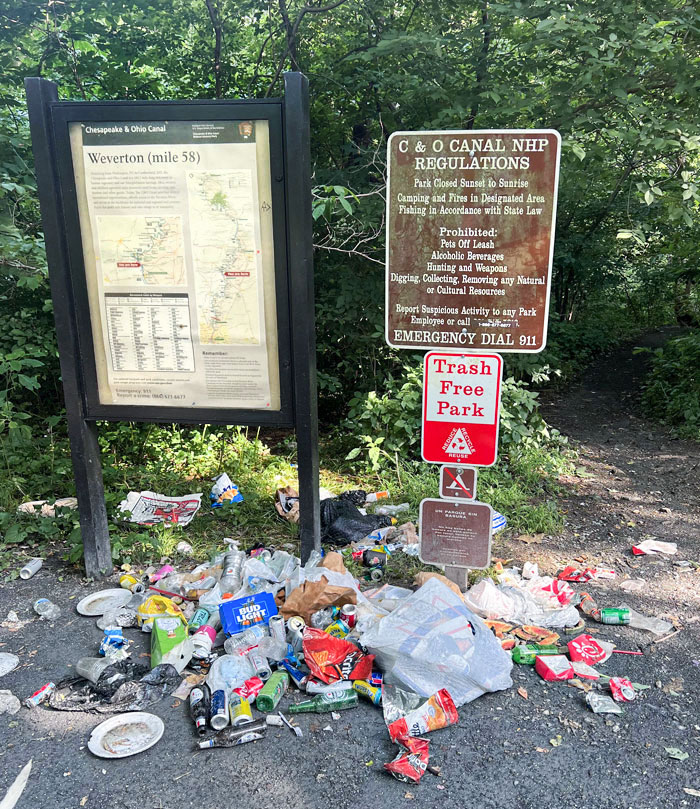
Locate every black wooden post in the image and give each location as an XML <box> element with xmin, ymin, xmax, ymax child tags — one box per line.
<box><xmin>283</xmin><ymin>72</ymin><xmax>321</xmax><ymax>561</ymax></box>
<box><xmin>25</xmin><ymin>78</ymin><xmax>112</xmax><ymax>578</ymax></box>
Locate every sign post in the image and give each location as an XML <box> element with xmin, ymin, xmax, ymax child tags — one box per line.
<box><xmin>26</xmin><ymin>73</ymin><xmax>320</xmax><ymax>577</ymax></box>
<box><xmin>385</xmin><ymin>128</ymin><xmax>560</xmax><ymax>588</ymax></box>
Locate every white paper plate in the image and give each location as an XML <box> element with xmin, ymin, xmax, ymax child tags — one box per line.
<box><xmin>76</xmin><ymin>589</ymin><xmax>132</xmax><ymax>616</ymax></box>
<box><xmin>87</xmin><ymin>712</ymin><xmax>164</xmax><ymax>758</ymax></box>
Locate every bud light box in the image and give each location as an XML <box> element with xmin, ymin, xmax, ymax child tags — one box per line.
<box><xmin>219</xmin><ymin>592</ymin><xmax>278</xmax><ymax>636</ymax></box>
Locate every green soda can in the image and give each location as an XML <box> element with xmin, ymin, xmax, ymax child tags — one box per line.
<box><xmin>255</xmin><ymin>670</ymin><xmax>289</xmax><ymax>712</ymax></box>
<box><xmin>288</xmin><ymin>689</ymin><xmax>359</xmax><ymax>714</ymax></box>
<box><xmin>600</xmin><ymin>608</ymin><xmax>630</xmax><ymax>625</ymax></box>
<box><xmin>188</xmin><ymin>605</ymin><xmax>212</xmax><ymax>634</ymax></box>
<box><xmin>512</xmin><ymin>644</ymin><xmax>560</xmax><ymax>665</ymax></box>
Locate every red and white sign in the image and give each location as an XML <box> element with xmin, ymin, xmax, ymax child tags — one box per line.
<box><xmin>422</xmin><ymin>352</ymin><xmax>502</xmax><ymax>466</ymax></box>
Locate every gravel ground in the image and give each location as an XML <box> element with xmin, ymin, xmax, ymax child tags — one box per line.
<box><xmin>0</xmin><ymin>330</ymin><xmax>699</xmax><ymax>809</ymax></box>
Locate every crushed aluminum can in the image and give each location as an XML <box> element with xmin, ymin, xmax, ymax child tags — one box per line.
<box><xmin>586</xmin><ymin>691</ymin><xmax>623</xmax><ymax>714</ymax></box>
<box><xmin>25</xmin><ymin>681</ymin><xmax>55</xmax><ymax>708</ymax></box>
<box><xmin>232</xmin><ymin>676</ymin><xmax>265</xmax><ymax>704</ymax></box>
<box><xmin>609</xmin><ymin>677</ymin><xmax>635</xmax><ymax>702</ymax></box>
<box><xmin>325</xmin><ymin>619</ymin><xmax>350</xmax><ymax>639</ymax></box>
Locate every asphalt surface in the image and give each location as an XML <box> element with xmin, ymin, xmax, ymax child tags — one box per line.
<box><xmin>1</xmin><ymin>331</ymin><xmax>699</xmax><ymax>809</ymax></box>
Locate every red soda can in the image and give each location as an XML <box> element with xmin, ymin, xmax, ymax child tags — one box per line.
<box><xmin>232</xmin><ymin>676</ymin><xmax>265</xmax><ymax>703</ymax></box>
<box><xmin>340</xmin><ymin>603</ymin><xmax>357</xmax><ymax>628</ymax></box>
<box><xmin>609</xmin><ymin>677</ymin><xmax>635</xmax><ymax>703</ymax></box>
<box><xmin>25</xmin><ymin>681</ymin><xmax>56</xmax><ymax>708</ymax></box>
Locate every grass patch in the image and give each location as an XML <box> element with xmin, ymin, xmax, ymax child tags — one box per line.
<box><xmin>0</xmin><ymin>421</ymin><xmax>574</xmax><ymax>578</ymax></box>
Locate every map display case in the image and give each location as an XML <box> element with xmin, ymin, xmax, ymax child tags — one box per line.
<box><xmin>25</xmin><ymin>75</ymin><xmax>319</xmax><ymax>576</ymax></box>
<box><xmin>69</xmin><ymin>119</ymin><xmax>281</xmax><ymax>411</ymax></box>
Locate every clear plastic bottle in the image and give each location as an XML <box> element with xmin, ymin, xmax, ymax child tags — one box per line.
<box><xmin>257</xmin><ymin>635</ymin><xmax>287</xmax><ymax>662</ymax></box>
<box><xmin>219</xmin><ymin>550</ymin><xmax>246</xmax><ymax>594</ymax></box>
<box><xmin>310</xmin><ymin>606</ymin><xmax>335</xmax><ymax>629</ymax></box>
<box><xmin>374</xmin><ymin>503</ymin><xmax>410</xmax><ymax>516</ymax></box>
<box><xmin>623</xmin><ymin>605</ymin><xmax>673</xmax><ymax>635</ymax></box>
<box><xmin>33</xmin><ymin>598</ymin><xmax>60</xmax><ymax>620</ymax></box>
<box><xmin>223</xmin><ymin>624</ymin><xmax>269</xmax><ymax>655</ymax></box>
<box><xmin>304</xmin><ymin>550</ymin><xmax>324</xmax><ymax>570</ymax></box>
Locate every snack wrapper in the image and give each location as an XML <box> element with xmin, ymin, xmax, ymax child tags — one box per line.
<box><xmin>387</xmin><ymin>689</ymin><xmax>458</xmax><ymax>743</ymax></box>
<box><xmin>384</xmin><ymin>736</ymin><xmax>430</xmax><ymax>783</ymax></box>
<box><xmin>302</xmin><ymin>627</ymin><xmax>374</xmax><ymax>683</ymax></box>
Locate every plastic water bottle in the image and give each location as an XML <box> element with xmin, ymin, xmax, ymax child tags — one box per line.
<box><xmin>33</xmin><ymin>598</ymin><xmax>60</xmax><ymax>620</ymax></box>
<box><xmin>219</xmin><ymin>550</ymin><xmax>246</xmax><ymax>594</ymax></box>
<box><xmin>374</xmin><ymin>503</ymin><xmax>410</xmax><ymax>516</ymax></box>
<box><xmin>223</xmin><ymin>624</ymin><xmax>268</xmax><ymax>655</ymax></box>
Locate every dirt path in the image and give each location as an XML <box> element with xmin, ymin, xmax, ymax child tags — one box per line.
<box><xmin>532</xmin><ymin>327</ymin><xmax>700</xmax><ymax>594</ymax></box>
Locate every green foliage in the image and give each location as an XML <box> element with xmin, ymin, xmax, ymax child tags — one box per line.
<box><xmin>341</xmin><ymin>356</ymin><xmax>566</xmax><ymax>472</ymax></box>
<box><xmin>642</xmin><ymin>330</ymin><xmax>700</xmax><ymax>439</ymax></box>
<box><xmin>1</xmin><ymin>0</ymin><xmax>697</xmax><ymax>562</ymax></box>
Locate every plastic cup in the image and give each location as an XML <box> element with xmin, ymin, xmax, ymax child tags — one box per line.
<box><xmin>20</xmin><ymin>558</ymin><xmax>42</xmax><ymax>579</ymax></box>
<box><xmin>76</xmin><ymin>656</ymin><xmax>112</xmax><ymax>683</ymax></box>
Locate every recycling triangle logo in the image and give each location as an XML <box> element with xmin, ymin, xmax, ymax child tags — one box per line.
<box><xmin>442</xmin><ymin>427</ymin><xmax>475</xmax><ymax>456</ymax></box>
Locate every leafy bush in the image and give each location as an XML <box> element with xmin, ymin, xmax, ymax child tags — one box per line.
<box><xmin>342</xmin><ymin>358</ymin><xmax>566</xmax><ymax>472</ymax></box>
<box><xmin>642</xmin><ymin>330</ymin><xmax>700</xmax><ymax>439</ymax></box>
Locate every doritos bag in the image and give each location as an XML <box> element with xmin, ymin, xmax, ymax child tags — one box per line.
<box><xmin>302</xmin><ymin>627</ymin><xmax>374</xmax><ymax>683</ymax></box>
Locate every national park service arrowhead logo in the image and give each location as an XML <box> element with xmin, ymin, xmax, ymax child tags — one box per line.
<box><xmin>442</xmin><ymin>427</ymin><xmax>475</xmax><ymax>456</ymax></box>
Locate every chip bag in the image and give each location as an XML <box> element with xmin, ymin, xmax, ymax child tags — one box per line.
<box><xmin>137</xmin><ymin>594</ymin><xmax>187</xmax><ymax>632</ymax></box>
<box><xmin>384</xmin><ymin>736</ymin><xmax>430</xmax><ymax>783</ymax></box>
<box><xmin>302</xmin><ymin>627</ymin><xmax>374</xmax><ymax>683</ymax></box>
<box><xmin>387</xmin><ymin>689</ymin><xmax>458</xmax><ymax>743</ymax></box>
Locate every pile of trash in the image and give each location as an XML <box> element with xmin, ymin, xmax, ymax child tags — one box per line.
<box><xmin>7</xmin><ymin>487</ymin><xmax>680</xmax><ymax>784</ymax></box>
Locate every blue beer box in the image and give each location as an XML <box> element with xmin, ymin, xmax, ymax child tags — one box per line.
<box><xmin>219</xmin><ymin>592</ymin><xmax>278</xmax><ymax>636</ymax></box>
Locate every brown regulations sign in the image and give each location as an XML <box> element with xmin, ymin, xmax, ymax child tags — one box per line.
<box><xmin>386</xmin><ymin>130</ymin><xmax>560</xmax><ymax>352</ymax></box>
<box><xmin>419</xmin><ymin>498</ymin><xmax>493</xmax><ymax>569</ymax></box>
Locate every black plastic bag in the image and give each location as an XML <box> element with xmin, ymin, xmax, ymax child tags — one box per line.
<box><xmin>320</xmin><ymin>498</ymin><xmax>392</xmax><ymax>546</ymax></box>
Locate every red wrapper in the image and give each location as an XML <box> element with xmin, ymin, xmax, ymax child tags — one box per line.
<box><xmin>568</xmin><ymin>634</ymin><xmax>609</xmax><ymax>665</ymax></box>
<box><xmin>609</xmin><ymin>676</ymin><xmax>635</xmax><ymax>703</ymax></box>
<box><xmin>558</xmin><ymin>566</ymin><xmax>591</xmax><ymax>582</ymax></box>
<box><xmin>384</xmin><ymin>736</ymin><xmax>430</xmax><ymax>783</ymax></box>
<box><xmin>302</xmin><ymin>627</ymin><xmax>374</xmax><ymax>683</ymax></box>
<box><xmin>387</xmin><ymin>689</ymin><xmax>459</xmax><ymax>743</ymax></box>
<box><xmin>232</xmin><ymin>676</ymin><xmax>265</xmax><ymax>703</ymax></box>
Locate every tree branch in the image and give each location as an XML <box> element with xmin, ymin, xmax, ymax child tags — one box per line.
<box><xmin>204</xmin><ymin>0</ymin><xmax>223</xmax><ymax>98</ymax></box>
<box><xmin>467</xmin><ymin>1</ymin><xmax>490</xmax><ymax>129</ymax></box>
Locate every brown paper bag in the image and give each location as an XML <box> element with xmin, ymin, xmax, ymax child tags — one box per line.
<box><xmin>280</xmin><ymin>576</ymin><xmax>357</xmax><ymax>623</ymax></box>
<box><xmin>413</xmin><ymin>571</ymin><xmax>463</xmax><ymax>598</ymax></box>
<box><xmin>275</xmin><ymin>486</ymin><xmax>300</xmax><ymax>524</ymax></box>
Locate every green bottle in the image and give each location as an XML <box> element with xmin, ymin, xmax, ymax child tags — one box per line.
<box><xmin>512</xmin><ymin>644</ymin><xmax>560</xmax><ymax>665</ymax></box>
<box><xmin>288</xmin><ymin>689</ymin><xmax>359</xmax><ymax>714</ymax></box>
<box><xmin>256</xmin><ymin>670</ymin><xmax>289</xmax><ymax>712</ymax></box>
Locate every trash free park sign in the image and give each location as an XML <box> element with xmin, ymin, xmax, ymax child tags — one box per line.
<box><xmin>422</xmin><ymin>351</ymin><xmax>502</xmax><ymax>466</ymax></box>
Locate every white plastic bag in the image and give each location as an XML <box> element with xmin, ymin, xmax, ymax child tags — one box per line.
<box><xmin>463</xmin><ymin>578</ymin><xmax>580</xmax><ymax>628</ymax></box>
<box><xmin>360</xmin><ymin>578</ymin><xmax>513</xmax><ymax>706</ymax></box>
